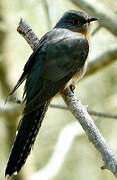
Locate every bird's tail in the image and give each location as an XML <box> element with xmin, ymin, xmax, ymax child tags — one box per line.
<box><xmin>5</xmin><ymin>101</ymin><xmax>49</xmax><ymax>177</ymax></box>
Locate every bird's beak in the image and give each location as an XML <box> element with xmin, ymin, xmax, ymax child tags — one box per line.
<box><xmin>87</xmin><ymin>17</ymin><xmax>98</xmax><ymax>23</ymax></box>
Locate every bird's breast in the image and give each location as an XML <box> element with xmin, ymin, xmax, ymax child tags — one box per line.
<box><xmin>64</xmin><ymin>59</ymin><xmax>88</xmax><ymax>89</ymax></box>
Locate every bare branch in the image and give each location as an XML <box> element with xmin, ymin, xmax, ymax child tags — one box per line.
<box><xmin>61</xmin><ymin>88</ymin><xmax>117</xmax><ymax>176</ymax></box>
<box><xmin>17</xmin><ymin>18</ymin><xmax>40</xmax><ymax>50</ymax></box>
<box><xmin>17</xmin><ymin>18</ymin><xmax>117</xmax><ymax>177</ymax></box>
<box><xmin>30</xmin><ymin>122</ymin><xmax>84</xmax><ymax>180</ymax></box>
<box><xmin>70</xmin><ymin>0</ymin><xmax>117</xmax><ymax>37</ymax></box>
<box><xmin>0</xmin><ymin>101</ymin><xmax>20</xmax><ymax>114</ymax></box>
<box><xmin>50</xmin><ymin>104</ymin><xmax>117</xmax><ymax>119</ymax></box>
<box><xmin>91</xmin><ymin>24</ymin><xmax>101</xmax><ymax>36</ymax></box>
<box><xmin>86</xmin><ymin>46</ymin><xmax>117</xmax><ymax>77</ymax></box>
<box><xmin>2</xmin><ymin>100</ymin><xmax>117</xmax><ymax>119</ymax></box>
<box><xmin>42</xmin><ymin>0</ymin><xmax>52</xmax><ymax>29</ymax></box>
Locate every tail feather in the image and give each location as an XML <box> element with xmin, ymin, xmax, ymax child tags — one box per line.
<box><xmin>5</xmin><ymin>101</ymin><xmax>49</xmax><ymax>177</ymax></box>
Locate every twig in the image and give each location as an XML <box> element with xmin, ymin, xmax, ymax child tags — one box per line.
<box><xmin>0</xmin><ymin>101</ymin><xmax>21</xmax><ymax>114</ymax></box>
<box><xmin>1</xmin><ymin>100</ymin><xmax>117</xmax><ymax>119</ymax></box>
<box><xmin>86</xmin><ymin>46</ymin><xmax>117</xmax><ymax>77</ymax></box>
<box><xmin>30</xmin><ymin>122</ymin><xmax>84</xmax><ymax>180</ymax></box>
<box><xmin>42</xmin><ymin>0</ymin><xmax>52</xmax><ymax>29</ymax></box>
<box><xmin>50</xmin><ymin>104</ymin><xmax>117</xmax><ymax>119</ymax></box>
<box><xmin>88</xmin><ymin>110</ymin><xmax>117</xmax><ymax>120</ymax></box>
<box><xmin>17</xmin><ymin>18</ymin><xmax>117</xmax><ymax>177</ymax></box>
<box><xmin>61</xmin><ymin>88</ymin><xmax>117</xmax><ymax>176</ymax></box>
<box><xmin>17</xmin><ymin>18</ymin><xmax>40</xmax><ymax>50</ymax></box>
<box><xmin>91</xmin><ymin>24</ymin><xmax>101</xmax><ymax>36</ymax></box>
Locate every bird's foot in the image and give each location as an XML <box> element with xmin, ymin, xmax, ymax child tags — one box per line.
<box><xmin>70</xmin><ymin>84</ymin><xmax>75</xmax><ymax>93</ymax></box>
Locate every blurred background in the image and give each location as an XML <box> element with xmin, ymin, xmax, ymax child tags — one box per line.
<box><xmin>0</xmin><ymin>0</ymin><xmax>117</xmax><ymax>179</ymax></box>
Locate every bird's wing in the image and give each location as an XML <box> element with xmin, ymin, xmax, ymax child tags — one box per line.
<box><xmin>24</xmin><ymin>32</ymin><xmax>89</xmax><ymax>114</ymax></box>
<box><xmin>43</xmin><ymin>35</ymin><xmax>89</xmax><ymax>81</ymax></box>
<box><xmin>5</xmin><ymin>31</ymin><xmax>89</xmax><ymax>176</ymax></box>
<box><xmin>9</xmin><ymin>33</ymin><xmax>48</xmax><ymax>96</ymax></box>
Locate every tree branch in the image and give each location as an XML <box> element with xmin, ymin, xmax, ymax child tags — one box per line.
<box><xmin>30</xmin><ymin>122</ymin><xmax>84</xmax><ymax>180</ymax></box>
<box><xmin>2</xmin><ymin>100</ymin><xmax>117</xmax><ymax>119</ymax></box>
<box><xmin>17</xmin><ymin>19</ymin><xmax>117</xmax><ymax>177</ymax></box>
<box><xmin>86</xmin><ymin>46</ymin><xmax>117</xmax><ymax>77</ymax></box>
<box><xmin>61</xmin><ymin>88</ymin><xmax>117</xmax><ymax>175</ymax></box>
<box><xmin>50</xmin><ymin>104</ymin><xmax>117</xmax><ymax>119</ymax></box>
<box><xmin>17</xmin><ymin>18</ymin><xmax>40</xmax><ymax>50</ymax></box>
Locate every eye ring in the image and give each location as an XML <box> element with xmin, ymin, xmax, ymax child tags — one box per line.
<box><xmin>74</xmin><ymin>19</ymin><xmax>87</xmax><ymax>25</ymax></box>
<box><xmin>73</xmin><ymin>19</ymin><xmax>79</xmax><ymax>25</ymax></box>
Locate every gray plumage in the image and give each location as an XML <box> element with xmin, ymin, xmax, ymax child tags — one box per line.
<box><xmin>5</xmin><ymin>10</ymin><xmax>97</xmax><ymax>177</ymax></box>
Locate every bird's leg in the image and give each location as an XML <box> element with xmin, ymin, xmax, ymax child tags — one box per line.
<box><xmin>60</xmin><ymin>83</ymin><xmax>75</xmax><ymax>95</ymax></box>
<box><xmin>69</xmin><ymin>84</ymin><xmax>75</xmax><ymax>93</ymax></box>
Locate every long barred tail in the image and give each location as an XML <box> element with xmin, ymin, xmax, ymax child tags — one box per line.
<box><xmin>5</xmin><ymin>101</ymin><xmax>49</xmax><ymax>177</ymax></box>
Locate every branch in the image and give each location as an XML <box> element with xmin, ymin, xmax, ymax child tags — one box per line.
<box><xmin>86</xmin><ymin>46</ymin><xmax>117</xmax><ymax>77</ymax></box>
<box><xmin>61</xmin><ymin>88</ymin><xmax>117</xmax><ymax>174</ymax></box>
<box><xmin>17</xmin><ymin>19</ymin><xmax>117</xmax><ymax>177</ymax></box>
<box><xmin>30</xmin><ymin>122</ymin><xmax>84</xmax><ymax>180</ymax></box>
<box><xmin>2</xmin><ymin>100</ymin><xmax>117</xmax><ymax>119</ymax></box>
<box><xmin>17</xmin><ymin>18</ymin><xmax>40</xmax><ymax>50</ymax></box>
<box><xmin>50</xmin><ymin>104</ymin><xmax>117</xmax><ymax>119</ymax></box>
<box><xmin>0</xmin><ymin>101</ymin><xmax>21</xmax><ymax>114</ymax></box>
<box><xmin>70</xmin><ymin>0</ymin><xmax>117</xmax><ymax>37</ymax></box>
<box><xmin>42</xmin><ymin>0</ymin><xmax>52</xmax><ymax>29</ymax></box>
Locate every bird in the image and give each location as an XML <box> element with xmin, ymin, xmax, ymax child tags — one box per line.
<box><xmin>5</xmin><ymin>10</ymin><xmax>97</xmax><ymax>177</ymax></box>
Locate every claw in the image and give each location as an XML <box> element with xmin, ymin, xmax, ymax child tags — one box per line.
<box><xmin>70</xmin><ymin>84</ymin><xmax>75</xmax><ymax>93</ymax></box>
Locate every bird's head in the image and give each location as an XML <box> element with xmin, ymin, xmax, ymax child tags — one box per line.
<box><xmin>55</xmin><ymin>10</ymin><xmax>98</xmax><ymax>34</ymax></box>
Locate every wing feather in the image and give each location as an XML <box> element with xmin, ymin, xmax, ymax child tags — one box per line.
<box><xmin>24</xmin><ymin>31</ymin><xmax>89</xmax><ymax>113</ymax></box>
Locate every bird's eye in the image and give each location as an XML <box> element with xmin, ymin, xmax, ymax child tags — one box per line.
<box><xmin>73</xmin><ymin>19</ymin><xmax>79</xmax><ymax>25</ymax></box>
<box><xmin>73</xmin><ymin>19</ymin><xmax>87</xmax><ymax>25</ymax></box>
<box><xmin>73</xmin><ymin>19</ymin><xmax>84</xmax><ymax>26</ymax></box>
